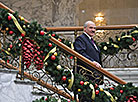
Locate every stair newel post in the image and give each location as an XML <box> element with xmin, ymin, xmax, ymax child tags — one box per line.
<box><xmin>20</xmin><ymin>51</ymin><xmax>24</xmax><ymax>80</ymax></box>
<box><xmin>73</xmin><ymin>30</ymin><xmax>78</xmax><ymax>101</ymax></box>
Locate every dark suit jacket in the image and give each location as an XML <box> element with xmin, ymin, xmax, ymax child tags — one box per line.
<box><xmin>74</xmin><ymin>33</ymin><xmax>103</xmax><ymax>84</ymax></box>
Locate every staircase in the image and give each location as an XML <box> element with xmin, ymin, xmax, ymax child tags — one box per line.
<box><xmin>105</xmin><ymin>67</ymin><xmax>138</xmax><ymax>86</ymax></box>
<box><xmin>0</xmin><ymin>68</ymin><xmax>44</xmax><ymax>102</ymax></box>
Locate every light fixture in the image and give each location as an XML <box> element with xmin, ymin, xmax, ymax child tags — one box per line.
<box><xmin>94</xmin><ymin>12</ymin><xmax>106</xmax><ymax>26</ymax></box>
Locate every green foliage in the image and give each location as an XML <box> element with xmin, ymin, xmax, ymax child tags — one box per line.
<box><xmin>33</xmin><ymin>96</ymin><xmax>76</xmax><ymax>102</ymax></box>
<box><xmin>99</xmin><ymin>27</ymin><xmax>138</xmax><ymax>55</ymax></box>
<box><xmin>0</xmin><ymin>8</ymin><xmax>138</xmax><ymax>102</ymax></box>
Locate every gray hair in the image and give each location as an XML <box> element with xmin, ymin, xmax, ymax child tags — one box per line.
<box><xmin>84</xmin><ymin>21</ymin><xmax>95</xmax><ymax>28</ymax></box>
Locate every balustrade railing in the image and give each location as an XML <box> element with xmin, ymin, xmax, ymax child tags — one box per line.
<box><xmin>48</xmin><ymin>27</ymin><xmax>138</xmax><ymax>68</ymax></box>
<box><xmin>1</xmin><ymin>2</ymin><xmax>138</xmax><ymax>101</ymax></box>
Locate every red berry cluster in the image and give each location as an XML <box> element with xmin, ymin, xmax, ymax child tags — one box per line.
<box><xmin>22</xmin><ymin>39</ymin><xmax>44</xmax><ymax>70</ymax></box>
<box><xmin>126</xmin><ymin>96</ymin><xmax>137</xmax><ymax>102</ymax></box>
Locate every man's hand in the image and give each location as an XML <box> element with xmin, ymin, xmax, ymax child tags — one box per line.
<box><xmin>93</xmin><ymin>61</ymin><xmax>101</xmax><ymax>68</ymax></box>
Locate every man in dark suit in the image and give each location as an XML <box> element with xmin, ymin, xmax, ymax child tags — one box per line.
<box><xmin>74</xmin><ymin>21</ymin><xmax>103</xmax><ymax>85</ymax></box>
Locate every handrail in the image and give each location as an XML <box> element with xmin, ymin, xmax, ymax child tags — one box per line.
<box><xmin>50</xmin><ymin>37</ymin><xmax>127</xmax><ymax>84</ymax></box>
<box><xmin>0</xmin><ymin>2</ymin><xmax>136</xmax><ymax>31</ymax></box>
<box><xmin>46</xmin><ymin>24</ymin><xmax>137</xmax><ymax>31</ymax></box>
<box><xmin>0</xmin><ymin>0</ymin><xmax>126</xmax><ymax>87</ymax></box>
<box><xmin>0</xmin><ymin>1</ymin><xmax>127</xmax><ymax>85</ymax></box>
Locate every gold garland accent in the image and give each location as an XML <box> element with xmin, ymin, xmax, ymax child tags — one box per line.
<box><xmin>104</xmin><ymin>90</ymin><xmax>116</xmax><ymax>102</ymax></box>
<box><xmin>44</xmin><ymin>47</ymin><xmax>57</xmax><ymax>62</ymax></box>
<box><xmin>64</xmin><ymin>66</ymin><xmax>74</xmax><ymax>90</ymax></box>
<box><xmin>8</xmin><ymin>13</ymin><xmax>26</xmax><ymax>35</ymax></box>
<box><xmin>89</xmin><ymin>84</ymin><xmax>95</xmax><ymax>100</ymax></box>
<box><xmin>132</xmin><ymin>30</ymin><xmax>138</xmax><ymax>33</ymax></box>
<box><xmin>121</xmin><ymin>35</ymin><xmax>132</xmax><ymax>38</ymax></box>
<box><xmin>71</xmin><ymin>43</ymin><xmax>74</xmax><ymax>50</ymax></box>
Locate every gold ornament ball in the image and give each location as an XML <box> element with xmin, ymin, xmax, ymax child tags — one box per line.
<box><xmin>27</xmin><ymin>25</ymin><xmax>30</xmax><ymax>28</ymax></box>
<box><xmin>107</xmin><ymin>42</ymin><xmax>109</xmax><ymax>44</ymax></box>
<box><xmin>20</xmin><ymin>16</ymin><xmax>24</xmax><ymax>21</ymax></box>
<box><xmin>68</xmin><ymin>79</ymin><xmax>71</xmax><ymax>83</ymax></box>
<box><xmin>5</xmin><ymin>27</ymin><xmax>9</xmax><ymax>31</ymax></box>
<box><xmin>54</xmin><ymin>52</ymin><xmax>57</xmax><ymax>56</ymax></box>
<box><xmin>56</xmin><ymin>65</ymin><xmax>62</xmax><ymax>70</ymax></box>
<box><xmin>103</xmin><ymin>46</ymin><xmax>107</xmax><ymax>50</ymax></box>
<box><xmin>8</xmin><ymin>48</ymin><xmax>11</xmax><ymax>51</ymax></box>
<box><xmin>23</xmin><ymin>25</ymin><xmax>26</xmax><ymax>28</ymax></box>
<box><xmin>118</xmin><ymin>38</ymin><xmax>121</xmax><ymax>41</ymax></box>
<box><xmin>45</xmin><ymin>62</ymin><xmax>48</xmax><ymax>66</ymax></box>
<box><xmin>84</xmin><ymin>81</ymin><xmax>89</xmax><ymax>85</ymax></box>
<box><xmin>100</xmin><ymin>88</ymin><xmax>104</xmax><ymax>91</ymax></box>
<box><xmin>78</xmin><ymin>89</ymin><xmax>81</xmax><ymax>92</ymax></box>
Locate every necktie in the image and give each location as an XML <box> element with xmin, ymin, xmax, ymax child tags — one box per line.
<box><xmin>91</xmin><ymin>38</ymin><xmax>98</xmax><ymax>50</ymax></box>
<box><xmin>91</xmin><ymin>38</ymin><xmax>95</xmax><ymax>45</ymax></box>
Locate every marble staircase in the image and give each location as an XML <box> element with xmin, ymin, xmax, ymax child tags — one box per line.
<box><xmin>104</xmin><ymin>68</ymin><xmax>138</xmax><ymax>86</ymax></box>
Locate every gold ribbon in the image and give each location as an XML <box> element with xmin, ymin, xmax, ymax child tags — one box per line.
<box><xmin>104</xmin><ymin>90</ymin><xmax>116</xmax><ymax>102</ymax></box>
<box><xmin>4</xmin><ymin>50</ymin><xmax>10</xmax><ymax>55</ymax></box>
<box><xmin>71</xmin><ymin>43</ymin><xmax>74</xmax><ymax>49</ymax></box>
<box><xmin>132</xmin><ymin>30</ymin><xmax>138</xmax><ymax>33</ymax></box>
<box><xmin>64</xmin><ymin>66</ymin><xmax>74</xmax><ymax>90</ymax></box>
<box><xmin>44</xmin><ymin>47</ymin><xmax>56</xmax><ymax>62</ymax></box>
<box><xmin>122</xmin><ymin>35</ymin><xmax>132</xmax><ymax>38</ymax></box>
<box><xmin>89</xmin><ymin>84</ymin><xmax>95</xmax><ymax>100</ymax></box>
<box><xmin>8</xmin><ymin>13</ymin><xmax>26</xmax><ymax>35</ymax></box>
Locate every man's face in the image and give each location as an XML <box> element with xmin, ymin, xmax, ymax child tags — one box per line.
<box><xmin>84</xmin><ymin>23</ymin><xmax>96</xmax><ymax>37</ymax></box>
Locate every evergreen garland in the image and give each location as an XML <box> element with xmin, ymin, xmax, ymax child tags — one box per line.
<box><xmin>0</xmin><ymin>8</ymin><xmax>138</xmax><ymax>102</ymax></box>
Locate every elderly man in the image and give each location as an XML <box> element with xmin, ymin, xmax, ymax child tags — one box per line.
<box><xmin>74</xmin><ymin>21</ymin><xmax>103</xmax><ymax>85</ymax></box>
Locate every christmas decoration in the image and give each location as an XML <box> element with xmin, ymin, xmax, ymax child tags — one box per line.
<box><xmin>62</xmin><ymin>76</ymin><xmax>67</xmax><ymax>81</ymax></box>
<box><xmin>99</xmin><ymin>27</ymin><xmax>138</xmax><ymax>55</ymax></box>
<box><xmin>8</xmin><ymin>15</ymin><xmax>11</xmax><ymax>20</ymax></box>
<box><xmin>0</xmin><ymin>8</ymin><xmax>138</xmax><ymax>102</ymax></box>
<box><xmin>33</xmin><ymin>96</ymin><xmax>76</xmax><ymax>102</ymax></box>
<box><xmin>51</xmin><ymin>55</ymin><xmax>56</xmax><ymax>60</ymax></box>
<box><xmin>80</xmin><ymin>81</ymin><xmax>84</xmax><ymax>86</ymax></box>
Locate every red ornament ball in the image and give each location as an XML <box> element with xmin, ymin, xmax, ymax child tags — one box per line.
<box><xmin>21</xmin><ymin>33</ymin><xmax>25</xmax><ymax>37</ymax></box>
<box><xmin>95</xmin><ymin>90</ymin><xmax>99</xmax><ymax>95</ymax></box>
<box><xmin>120</xmin><ymin>90</ymin><xmax>123</xmax><ymax>93</ymax></box>
<box><xmin>45</xmin><ymin>98</ymin><xmax>48</xmax><ymax>101</ymax></box>
<box><xmin>9</xmin><ymin>31</ymin><xmax>13</xmax><ymax>35</ymax></box>
<box><xmin>8</xmin><ymin>16</ymin><xmax>12</xmax><ymax>20</ymax></box>
<box><xmin>9</xmin><ymin>44</ymin><xmax>13</xmax><ymax>48</ymax></box>
<box><xmin>80</xmin><ymin>81</ymin><xmax>84</xmax><ymax>85</ymax></box>
<box><xmin>7</xmin><ymin>60</ymin><xmax>9</xmax><ymax>63</ymax></box>
<box><xmin>132</xmin><ymin>37</ymin><xmax>136</xmax><ymax>42</ymax></box>
<box><xmin>69</xmin><ymin>56</ymin><xmax>73</xmax><ymax>59</ymax></box>
<box><xmin>40</xmin><ymin>31</ymin><xmax>44</xmax><ymax>35</ymax></box>
<box><xmin>62</xmin><ymin>76</ymin><xmax>66</xmax><ymax>81</ymax></box>
<box><xmin>52</xmin><ymin>34</ymin><xmax>55</xmax><ymax>37</ymax></box>
<box><xmin>51</xmin><ymin>55</ymin><xmax>56</xmax><ymax>60</ymax></box>
<box><xmin>110</xmin><ymin>87</ymin><xmax>114</xmax><ymax>90</ymax></box>
<box><xmin>48</xmin><ymin>43</ymin><xmax>52</xmax><ymax>47</ymax></box>
<box><xmin>19</xmin><ymin>38</ymin><xmax>22</xmax><ymax>42</ymax></box>
<box><xmin>58</xmin><ymin>39</ymin><xmax>62</xmax><ymax>42</ymax></box>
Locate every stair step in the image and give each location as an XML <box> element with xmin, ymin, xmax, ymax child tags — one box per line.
<box><xmin>105</xmin><ymin>68</ymin><xmax>138</xmax><ymax>71</ymax></box>
<box><xmin>110</xmin><ymin>72</ymin><xmax>138</xmax><ymax>76</ymax></box>
<box><xmin>31</xmin><ymin>91</ymin><xmax>53</xmax><ymax>96</ymax></box>
<box><xmin>104</xmin><ymin>68</ymin><xmax>138</xmax><ymax>86</ymax></box>
<box><xmin>0</xmin><ymin>68</ymin><xmax>19</xmax><ymax>74</ymax></box>
<box><xmin>14</xmin><ymin>79</ymin><xmax>36</xmax><ymax>85</ymax></box>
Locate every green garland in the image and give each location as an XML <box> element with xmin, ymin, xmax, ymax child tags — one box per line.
<box><xmin>99</xmin><ymin>27</ymin><xmax>138</xmax><ymax>55</ymax></box>
<box><xmin>0</xmin><ymin>8</ymin><xmax>138</xmax><ymax>102</ymax></box>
